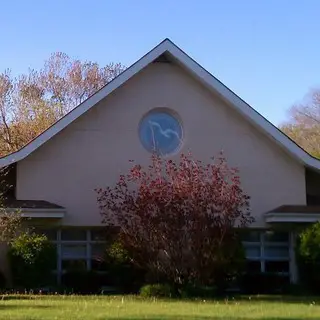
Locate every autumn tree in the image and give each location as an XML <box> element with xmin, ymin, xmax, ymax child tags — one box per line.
<box><xmin>0</xmin><ymin>53</ymin><xmax>125</xmax><ymax>156</ymax></box>
<box><xmin>97</xmin><ymin>153</ymin><xmax>253</xmax><ymax>288</ymax></box>
<box><xmin>0</xmin><ymin>167</ymin><xmax>22</xmax><ymax>243</ymax></box>
<box><xmin>280</xmin><ymin>89</ymin><xmax>320</xmax><ymax>158</ymax></box>
<box><xmin>0</xmin><ymin>209</ymin><xmax>22</xmax><ymax>243</ymax></box>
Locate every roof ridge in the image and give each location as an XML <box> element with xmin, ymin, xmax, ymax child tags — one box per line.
<box><xmin>0</xmin><ymin>39</ymin><xmax>319</xmax><ymax>171</ymax></box>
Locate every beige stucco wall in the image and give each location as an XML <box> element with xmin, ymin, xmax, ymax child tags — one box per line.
<box><xmin>16</xmin><ymin>62</ymin><xmax>306</xmax><ymax>227</ymax></box>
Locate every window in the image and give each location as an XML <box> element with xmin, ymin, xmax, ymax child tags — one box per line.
<box><xmin>91</xmin><ymin>243</ymin><xmax>105</xmax><ymax>258</ymax></box>
<box><xmin>34</xmin><ymin>228</ymin><xmax>57</xmax><ymax>241</ymax></box>
<box><xmin>37</xmin><ymin>228</ymin><xmax>108</xmax><ymax>280</ymax></box>
<box><xmin>264</xmin><ymin>246</ymin><xmax>289</xmax><ymax>259</ymax></box>
<box><xmin>62</xmin><ymin>259</ymin><xmax>87</xmax><ymax>271</ymax></box>
<box><xmin>61</xmin><ymin>244</ymin><xmax>87</xmax><ymax>259</ymax></box>
<box><xmin>61</xmin><ymin>229</ymin><xmax>86</xmax><ymax>241</ymax></box>
<box><xmin>241</xmin><ymin>230</ymin><xmax>260</xmax><ymax>242</ymax></box>
<box><xmin>139</xmin><ymin>110</ymin><xmax>183</xmax><ymax>156</ymax></box>
<box><xmin>59</xmin><ymin>230</ymin><xmax>89</xmax><ymax>273</ymax></box>
<box><xmin>91</xmin><ymin>229</ymin><xmax>108</xmax><ymax>241</ymax></box>
<box><xmin>244</xmin><ymin>246</ymin><xmax>260</xmax><ymax>259</ymax></box>
<box><xmin>242</xmin><ymin>230</ymin><xmax>290</xmax><ymax>276</ymax></box>
<box><xmin>264</xmin><ymin>231</ymin><xmax>288</xmax><ymax>243</ymax></box>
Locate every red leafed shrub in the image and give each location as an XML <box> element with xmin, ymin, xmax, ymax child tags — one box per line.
<box><xmin>96</xmin><ymin>152</ymin><xmax>253</xmax><ymax>288</ymax></box>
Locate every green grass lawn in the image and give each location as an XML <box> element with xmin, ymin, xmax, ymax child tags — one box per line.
<box><xmin>0</xmin><ymin>295</ymin><xmax>319</xmax><ymax>320</ymax></box>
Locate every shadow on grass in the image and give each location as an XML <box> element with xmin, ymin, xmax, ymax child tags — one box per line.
<box><xmin>228</xmin><ymin>295</ymin><xmax>320</xmax><ymax>304</ymax></box>
<box><xmin>0</xmin><ymin>305</ymin><xmax>26</xmax><ymax>310</ymax></box>
<box><xmin>146</xmin><ymin>294</ymin><xmax>320</xmax><ymax>305</ymax></box>
<box><xmin>105</xmin><ymin>317</ymin><xmax>305</xmax><ymax>320</ymax></box>
<box><xmin>0</xmin><ymin>295</ymin><xmax>37</xmax><ymax>301</ymax></box>
<box><xmin>0</xmin><ymin>304</ymin><xmax>54</xmax><ymax>310</ymax></box>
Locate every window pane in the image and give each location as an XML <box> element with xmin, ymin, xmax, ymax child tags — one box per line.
<box><xmin>265</xmin><ymin>261</ymin><xmax>289</xmax><ymax>273</ymax></box>
<box><xmin>91</xmin><ymin>244</ymin><xmax>106</xmax><ymax>259</ymax></box>
<box><xmin>61</xmin><ymin>244</ymin><xmax>86</xmax><ymax>259</ymax></box>
<box><xmin>264</xmin><ymin>246</ymin><xmax>289</xmax><ymax>259</ymax></box>
<box><xmin>264</xmin><ymin>231</ymin><xmax>288</xmax><ymax>243</ymax></box>
<box><xmin>244</xmin><ymin>246</ymin><xmax>260</xmax><ymax>259</ymax></box>
<box><xmin>34</xmin><ymin>228</ymin><xmax>57</xmax><ymax>241</ymax></box>
<box><xmin>139</xmin><ymin>111</ymin><xmax>183</xmax><ymax>156</ymax></box>
<box><xmin>241</xmin><ymin>230</ymin><xmax>260</xmax><ymax>242</ymax></box>
<box><xmin>91</xmin><ymin>227</ymin><xmax>119</xmax><ymax>241</ymax></box>
<box><xmin>61</xmin><ymin>229</ymin><xmax>86</xmax><ymax>241</ymax></box>
<box><xmin>62</xmin><ymin>259</ymin><xmax>87</xmax><ymax>271</ymax></box>
<box><xmin>91</xmin><ymin>229</ymin><xmax>108</xmax><ymax>241</ymax></box>
<box><xmin>245</xmin><ymin>260</ymin><xmax>261</xmax><ymax>273</ymax></box>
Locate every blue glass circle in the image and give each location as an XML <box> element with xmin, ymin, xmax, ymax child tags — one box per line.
<box><xmin>139</xmin><ymin>111</ymin><xmax>183</xmax><ymax>155</ymax></box>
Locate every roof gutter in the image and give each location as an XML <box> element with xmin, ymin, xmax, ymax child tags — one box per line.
<box><xmin>3</xmin><ymin>207</ymin><xmax>65</xmax><ymax>219</ymax></box>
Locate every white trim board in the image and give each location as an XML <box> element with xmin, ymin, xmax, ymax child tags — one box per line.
<box><xmin>4</xmin><ymin>208</ymin><xmax>66</xmax><ymax>219</ymax></box>
<box><xmin>0</xmin><ymin>39</ymin><xmax>319</xmax><ymax>171</ymax></box>
<box><xmin>265</xmin><ymin>212</ymin><xmax>320</xmax><ymax>223</ymax></box>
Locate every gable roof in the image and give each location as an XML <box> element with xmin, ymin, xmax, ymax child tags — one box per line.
<box><xmin>0</xmin><ymin>38</ymin><xmax>320</xmax><ymax>171</ymax></box>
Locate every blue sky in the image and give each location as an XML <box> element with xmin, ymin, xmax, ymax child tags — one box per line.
<box><xmin>1</xmin><ymin>0</ymin><xmax>319</xmax><ymax>125</ymax></box>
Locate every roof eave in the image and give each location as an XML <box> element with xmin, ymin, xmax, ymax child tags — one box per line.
<box><xmin>265</xmin><ymin>212</ymin><xmax>320</xmax><ymax>223</ymax></box>
<box><xmin>4</xmin><ymin>207</ymin><xmax>66</xmax><ymax>219</ymax></box>
<box><xmin>0</xmin><ymin>38</ymin><xmax>319</xmax><ymax>171</ymax></box>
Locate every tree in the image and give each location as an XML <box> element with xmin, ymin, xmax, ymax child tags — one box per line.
<box><xmin>280</xmin><ymin>89</ymin><xmax>320</xmax><ymax>158</ymax></box>
<box><xmin>297</xmin><ymin>222</ymin><xmax>320</xmax><ymax>293</ymax></box>
<box><xmin>96</xmin><ymin>152</ymin><xmax>253</xmax><ymax>288</ymax></box>
<box><xmin>0</xmin><ymin>209</ymin><xmax>21</xmax><ymax>243</ymax></box>
<box><xmin>0</xmin><ymin>167</ymin><xmax>22</xmax><ymax>243</ymax></box>
<box><xmin>0</xmin><ymin>53</ymin><xmax>125</xmax><ymax>157</ymax></box>
<box><xmin>8</xmin><ymin>232</ymin><xmax>56</xmax><ymax>288</ymax></box>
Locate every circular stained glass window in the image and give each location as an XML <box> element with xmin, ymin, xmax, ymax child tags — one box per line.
<box><xmin>139</xmin><ymin>110</ymin><xmax>183</xmax><ymax>156</ymax></box>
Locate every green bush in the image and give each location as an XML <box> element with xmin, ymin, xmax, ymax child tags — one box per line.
<box><xmin>106</xmin><ymin>240</ymin><xmax>130</xmax><ymax>265</ymax></box>
<box><xmin>179</xmin><ymin>285</ymin><xmax>217</xmax><ymax>298</ymax></box>
<box><xmin>8</xmin><ymin>232</ymin><xmax>56</xmax><ymax>288</ymax></box>
<box><xmin>104</xmin><ymin>239</ymin><xmax>146</xmax><ymax>292</ymax></box>
<box><xmin>298</xmin><ymin>222</ymin><xmax>320</xmax><ymax>262</ymax></box>
<box><xmin>297</xmin><ymin>222</ymin><xmax>320</xmax><ymax>293</ymax></box>
<box><xmin>140</xmin><ymin>283</ymin><xmax>176</xmax><ymax>298</ymax></box>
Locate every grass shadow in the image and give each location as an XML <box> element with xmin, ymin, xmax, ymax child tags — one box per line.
<box><xmin>229</xmin><ymin>294</ymin><xmax>320</xmax><ymax>304</ymax></box>
<box><xmin>0</xmin><ymin>295</ymin><xmax>38</xmax><ymax>301</ymax></box>
<box><xmin>148</xmin><ymin>294</ymin><xmax>320</xmax><ymax>305</ymax></box>
<box><xmin>105</xmin><ymin>316</ymin><xmax>306</xmax><ymax>320</ymax></box>
<box><xmin>0</xmin><ymin>304</ymin><xmax>55</xmax><ymax>309</ymax></box>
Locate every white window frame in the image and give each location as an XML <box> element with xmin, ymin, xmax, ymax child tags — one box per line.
<box><xmin>242</xmin><ymin>230</ymin><xmax>291</xmax><ymax>277</ymax></box>
<box><xmin>45</xmin><ymin>229</ymin><xmax>107</xmax><ymax>283</ymax></box>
